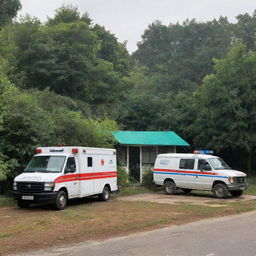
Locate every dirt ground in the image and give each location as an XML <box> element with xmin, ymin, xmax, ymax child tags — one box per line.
<box><xmin>1</xmin><ymin>193</ymin><xmax>256</xmax><ymax>256</ymax></box>
<box><xmin>117</xmin><ymin>191</ymin><xmax>256</xmax><ymax>207</ymax></box>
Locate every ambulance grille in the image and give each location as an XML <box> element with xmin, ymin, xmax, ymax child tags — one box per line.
<box><xmin>235</xmin><ymin>177</ymin><xmax>246</xmax><ymax>184</ymax></box>
<box><xmin>17</xmin><ymin>182</ymin><xmax>44</xmax><ymax>193</ymax></box>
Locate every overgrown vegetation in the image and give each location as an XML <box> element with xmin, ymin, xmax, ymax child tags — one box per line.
<box><xmin>0</xmin><ymin>2</ymin><xmax>256</xmax><ymax>193</ymax></box>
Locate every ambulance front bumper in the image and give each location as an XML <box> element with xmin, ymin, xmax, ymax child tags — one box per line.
<box><xmin>13</xmin><ymin>191</ymin><xmax>57</xmax><ymax>203</ymax></box>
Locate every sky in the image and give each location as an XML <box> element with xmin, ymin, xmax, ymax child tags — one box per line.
<box><xmin>19</xmin><ymin>0</ymin><xmax>256</xmax><ymax>53</ymax></box>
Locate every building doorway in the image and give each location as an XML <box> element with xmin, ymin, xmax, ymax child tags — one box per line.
<box><xmin>129</xmin><ymin>147</ymin><xmax>140</xmax><ymax>182</ymax></box>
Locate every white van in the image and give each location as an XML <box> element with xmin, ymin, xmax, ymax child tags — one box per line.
<box><xmin>153</xmin><ymin>151</ymin><xmax>247</xmax><ymax>199</ymax></box>
<box><xmin>13</xmin><ymin>146</ymin><xmax>118</xmax><ymax>209</ymax></box>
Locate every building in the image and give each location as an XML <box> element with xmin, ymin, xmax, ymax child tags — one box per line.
<box><xmin>113</xmin><ymin>131</ymin><xmax>189</xmax><ymax>182</ymax></box>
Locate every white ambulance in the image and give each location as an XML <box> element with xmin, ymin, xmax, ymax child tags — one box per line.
<box><xmin>13</xmin><ymin>146</ymin><xmax>118</xmax><ymax>210</ymax></box>
<box><xmin>153</xmin><ymin>151</ymin><xmax>247</xmax><ymax>199</ymax></box>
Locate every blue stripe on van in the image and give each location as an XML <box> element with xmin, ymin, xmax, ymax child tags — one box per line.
<box><xmin>153</xmin><ymin>171</ymin><xmax>228</xmax><ymax>179</ymax></box>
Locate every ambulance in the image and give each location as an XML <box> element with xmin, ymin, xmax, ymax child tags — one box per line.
<box><xmin>13</xmin><ymin>146</ymin><xmax>118</xmax><ymax>210</ymax></box>
<box><xmin>153</xmin><ymin>151</ymin><xmax>247</xmax><ymax>199</ymax></box>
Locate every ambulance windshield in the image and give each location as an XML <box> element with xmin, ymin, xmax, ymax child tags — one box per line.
<box><xmin>24</xmin><ymin>156</ymin><xmax>66</xmax><ymax>173</ymax></box>
<box><xmin>208</xmin><ymin>158</ymin><xmax>231</xmax><ymax>170</ymax></box>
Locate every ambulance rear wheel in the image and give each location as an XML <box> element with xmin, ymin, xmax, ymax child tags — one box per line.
<box><xmin>99</xmin><ymin>186</ymin><xmax>110</xmax><ymax>201</ymax></box>
<box><xmin>54</xmin><ymin>190</ymin><xmax>67</xmax><ymax>210</ymax></box>
<box><xmin>164</xmin><ymin>181</ymin><xmax>177</xmax><ymax>195</ymax></box>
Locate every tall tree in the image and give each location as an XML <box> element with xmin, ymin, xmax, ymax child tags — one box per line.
<box><xmin>0</xmin><ymin>0</ymin><xmax>21</xmax><ymax>27</ymax></box>
<box><xmin>191</xmin><ymin>44</ymin><xmax>256</xmax><ymax>173</ymax></box>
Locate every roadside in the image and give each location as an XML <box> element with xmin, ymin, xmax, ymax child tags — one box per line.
<box><xmin>12</xmin><ymin>210</ymin><xmax>256</xmax><ymax>256</ymax></box>
<box><xmin>1</xmin><ymin>187</ymin><xmax>256</xmax><ymax>255</ymax></box>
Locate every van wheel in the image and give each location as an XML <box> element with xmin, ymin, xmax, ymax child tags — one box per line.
<box><xmin>99</xmin><ymin>186</ymin><xmax>110</xmax><ymax>201</ymax></box>
<box><xmin>164</xmin><ymin>181</ymin><xmax>177</xmax><ymax>195</ymax></box>
<box><xmin>230</xmin><ymin>190</ymin><xmax>243</xmax><ymax>197</ymax></box>
<box><xmin>17</xmin><ymin>200</ymin><xmax>30</xmax><ymax>208</ymax></box>
<box><xmin>182</xmin><ymin>189</ymin><xmax>192</xmax><ymax>194</ymax></box>
<box><xmin>54</xmin><ymin>190</ymin><xmax>67</xmax><ymax>210</ymax></box>
<box><xmin>213</xmin><ymin>183</ymin><xmax>229</xmax><ymax>199</ymax></box>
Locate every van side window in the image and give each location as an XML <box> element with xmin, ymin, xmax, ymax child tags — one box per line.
<box><xmin>87</xmin><ymin>157</ymin><xmax>93</xmax><ymax>167</ymax></box>
<box><xmin>179</xmin><ymin>159</ymin><xmax>195</xmax><ymax>169</ymax></box>
<box><xmin>198</xmin><ymin>159</ymin><xmax>212</xmax><ymax>171</ymax></box>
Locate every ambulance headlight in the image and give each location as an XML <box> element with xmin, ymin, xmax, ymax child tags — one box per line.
<box><xmin>44</xmin><ymin>182</ymin><xmax>55</xmax><ymax>191</ymax></box>
<box><xmin>228</xmin><ymin>177</ymin><xmax>235</xmax><ymax>184</ymax></box>
<box><xmin>13</xmin><ymin>181</ymin><xmax>17</xmax><ymax>191</ymax></box>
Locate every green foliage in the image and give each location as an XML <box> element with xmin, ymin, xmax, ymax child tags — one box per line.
<box><xmin>0</xmin><ymin>87</ymin><xmax>118</xmax><ymax>183</ymax></box>
<box><xmin>191</xmin><ymin>44</ymin><xmax>256</xmax><ymax>172</ymax></box>
<box><xmin>0</xmin><ymin>195</ymin><xmax>16</xmax><ymax>207</ymax></box>
<box><xmin>47</xmin><ymin>5</ymin><xmax>84</xmax><ymax>25</ymax></box>
<box><xmin>0</xmin><ymin>7</ymin><xmax>133</xmax><ymax>119</ymax></box>
<box><xmin>0</xmin><ymin>0</ymin><xmax>21</xmax><ymax>27</ymax></box>
<box><xmin>117</xmin><ymin>167</ymin><xmax>129</xmax><ymax>188</ymax></box>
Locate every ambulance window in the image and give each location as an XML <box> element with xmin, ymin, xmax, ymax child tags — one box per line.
<box><xmin>87</xmin><ymin>157</ymin><xmax>93</xmax><ymax>167</ymax></box>
<box><xmin>198</xmin><ymin>159</ymin><xmax>212</xmax><ymax>171</ymax></box>
<box><xmin>179</xmin><ymin>159</ymin><xmax>195</xmax><ymax>169</ymax></box>
<box><xmin>65</xmin><ymin>157</ymin><xmax>76</xmax><ymax>173</ymax></box>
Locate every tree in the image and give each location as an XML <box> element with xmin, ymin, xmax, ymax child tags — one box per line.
<box><xmin>0</xmin><ymin>0</ymin><xmax>21</xmax><ymax>27</ymax></box>
<box><xmin>191</xmin><ymin>44</ymin><xmax>256</xmax><ymax>173</ymax></box>
<box><xmin>235</xmin><ymin>12</ymin><xmax>256</xmax><ymax>51</ymax></box>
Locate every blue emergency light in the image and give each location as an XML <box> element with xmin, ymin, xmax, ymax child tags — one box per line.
<box><xmin>194</xmin><ymin>150</ymin><xmax>214</xmax><ymax>155</ymax></box>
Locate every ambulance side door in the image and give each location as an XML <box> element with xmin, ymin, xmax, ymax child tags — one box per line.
<box><xmin>80</xmin><ymin>155</ymin><xmax>95</xmax><ymax>196</ymax></box>
<box><xmin>64</xmin><ymin>156</ymin><xmax>79</xmax><ymax>198</ymax></box>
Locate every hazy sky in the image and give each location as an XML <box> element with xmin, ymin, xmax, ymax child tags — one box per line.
<box><xmin>19</xmin><ymin>0</ymin><xmax>256</xmax><ymax>53</ymax></box>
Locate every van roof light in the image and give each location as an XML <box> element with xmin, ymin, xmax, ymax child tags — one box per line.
<box><xmin>194</xmin><ymin>150</ymin><xmax>213</xmax><ymax>155</ymax></box>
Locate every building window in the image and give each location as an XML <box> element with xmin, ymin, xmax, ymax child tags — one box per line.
<box><xmin>142</xmin><ymin>147</ymin><xmax>157</xmax><ymax>164</ymax></box>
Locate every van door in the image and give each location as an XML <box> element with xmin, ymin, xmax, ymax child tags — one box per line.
<box><xmin>195</xmin><ymin>159</ymin><xmax>213</xmax><ymax>190</ymax></box>
<box><xmin>178</xmin><ymin>158</ymin><xmax>197</xmax><ymax>189</ymax></box>
<box><xmin>64</xmin><ymin>157</ymin><xmax>79</xmax><ymax>198</ymax></box>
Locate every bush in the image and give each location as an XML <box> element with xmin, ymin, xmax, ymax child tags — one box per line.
<box><xmin>142</xmin><ymin>169</ymin><xmax>153</xmax><ymax>188</ymax></box>
<box><xmin>117</xmin><ymin>167</ymin><xmax>129</xmax><ymax>188</ymax></box>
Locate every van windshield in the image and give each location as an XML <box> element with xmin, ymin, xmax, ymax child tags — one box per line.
<box><xmin>24</xmin><ymin>156</ymin><xmax>66</xmax><ymax>173</ymax></box>
<box><xmin>208</xmin><ymin>158</ymin><xmax>230</xmax><ymax>170</ymax></box>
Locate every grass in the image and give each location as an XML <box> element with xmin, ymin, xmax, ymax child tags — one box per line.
<box><xmin>115</xmin><ymin>186</ymin><xmax>152</xmax><ymax>197</ymax></box>
<box><xmin>245</xmin><ymin>177</ymin><xmax>256</xmax><ymax>195</ymax></box>
<box><xmin>0</xmin><ymin>196</ymin><xmax>16</xmax><ymax>207</ymax></box>
<box><xmin>1</xmin><ymin>198</ymin><xmax>256</xmax><ymax>256</ymax></box>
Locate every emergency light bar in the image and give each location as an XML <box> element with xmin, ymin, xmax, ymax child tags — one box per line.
<box><xmin>194</xmin><ymin>150</ymin><xmax>213</xmax><ymax>155</ymax></box>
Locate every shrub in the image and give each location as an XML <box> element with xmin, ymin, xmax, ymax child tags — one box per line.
<box><xmin>117</xmin><ymin>167</ymin><xmax>129</xmax><ymax>188</ymax></box>
<box><xmin>142</xmin><ymin>169</ymin><xmax>153</xmax><ymax>188</ymax></box>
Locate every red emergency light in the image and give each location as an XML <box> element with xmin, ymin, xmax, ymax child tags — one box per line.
<box><xmin>35</xmin><ymin>148</ymin><xmax>42</xmax><ymax>154</ymax></box>
<box><xmin>72</xmin><ymin>148</ymin><xmax>78</xmax><ymax>154</ymax></box>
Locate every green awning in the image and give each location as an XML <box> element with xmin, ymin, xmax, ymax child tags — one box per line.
<box><xmin>112</xmin><ymin>131</ymin><xmax>189</xmax><ymax>146</ymax></box>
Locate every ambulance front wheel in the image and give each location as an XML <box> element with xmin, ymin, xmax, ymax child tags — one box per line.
<box><xmin>54</xmin><ymin>190</ymin><xmax>67</xmax><ymax>210</ymax></box>
<box><xmin>99</xmin><ymin>186</ymin><xmax>110</xmax><ymax>201</ymax></box>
